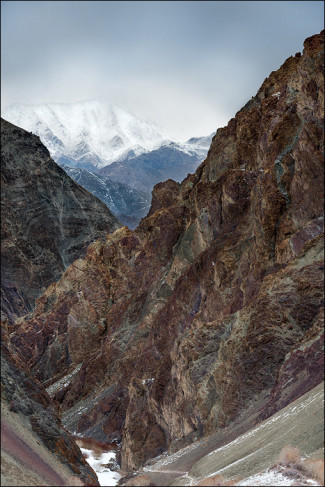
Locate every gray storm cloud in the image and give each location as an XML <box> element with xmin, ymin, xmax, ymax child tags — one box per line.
<box><xmin>1</xmin><ymin>0</ymin><xmax>324</xmax><ymax>139</ymax></box>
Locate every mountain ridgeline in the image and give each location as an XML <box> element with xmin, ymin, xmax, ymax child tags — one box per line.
<box><xmin>3</xmin><ymin>30</ymin><xmax>325</xmax><ymax>480</ymax></box>
<box><xmin>1</xmin><ymin>119</ymin><xmax>121</xmax><ymax>323</ymax></box>
<box><xmin>2</xmin><ymin>98</ymin><xmax>213</xmax><ymax>177</ymax></box>
<box><xmin>1</xmin><ymin>98</ymin><xmax>169</xmax><ymax>170</ymax></box>
<box><xmin>61</xmin><ymin>165</ymin><xmax>151</xmax><ymax>229</ymax></box>
<box><xmin>98</xmin><ymin>138</ymin><xmax>213</xmax><ymax>193</ymax></box>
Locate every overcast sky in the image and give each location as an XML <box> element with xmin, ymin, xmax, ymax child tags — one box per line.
<box><xmin>1</xmin><ymin>1</ymin><xmax>324</xmax><ymax>140</ymax></box>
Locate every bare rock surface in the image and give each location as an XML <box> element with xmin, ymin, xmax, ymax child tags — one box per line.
<box><xmin>1</xmin><ymin>118</ymin><xmax>121</xmax><ymax>323</ymax></box>
<box><xmin>11</xmin><ymin>31</ymin><xmax>324</xmax><ymax>473</ymax></box>
<box><xmin>1</xmin><ymin>321</ymin><xmax>99</xmax><ymax>485</ymax></box>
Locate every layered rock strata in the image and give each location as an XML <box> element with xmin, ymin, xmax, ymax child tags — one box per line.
<box><xmin>1</xmin><ymin>321</ymin><xmax>99</xmax><ymax>485</ymax></box>
<box><xmin>1</xmin><ymin>118</ymin><xmax>121</xmax><ymax>323</ymax></box>
<box><xmin>11</xmin><ymin>31</ymin><xmax>324</xmax><ymax>471</ymax></box>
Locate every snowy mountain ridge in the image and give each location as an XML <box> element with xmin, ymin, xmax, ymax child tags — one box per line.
<box><xmin>1</xmin><ymin>98</ymin><xmax>173</xmax><ymax>169</ymax></box>
<box><xmin>2</xmin><ymin>99</ymin><xmax>213</xmax><ymax>172</ymax></box>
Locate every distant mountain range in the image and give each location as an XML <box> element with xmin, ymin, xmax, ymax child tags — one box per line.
<box><xmin>61</xmin><ymin>165</ymin><xmax>151</xmax><ymax>229</ymax></box>
<box><xmin>99</xmin><ymin>137</ymin><xmax>213</xmax><ymax>193</ymax></box>
<box><xmin>2</xmin><ymin>99</ymin><xmax>213</xmax><ymax>173</ymax></box>
<box><xmin>2</xmin><ymin>98</ymin><xmax>213</xmax><ymax>223</ymax></box>
<box><xmin>2</xmin><ymin>98</ymin><xmax>170</xmax><ymax>170</ymax></box>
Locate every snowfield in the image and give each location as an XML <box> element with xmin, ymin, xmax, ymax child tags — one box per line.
<box><xmin>80</xmin><ymin>447</ymin><xmax>121</xmax><ymax>486</ymax></box>
<box><xmin>1</xmin><ymin>98</ymin><xmax>213</xmax><ymax>172</ymax></box>
<box><xmin>1</xmin><ymin>98</ymin><xmax>173</xmax><ymax>168</ymax></box>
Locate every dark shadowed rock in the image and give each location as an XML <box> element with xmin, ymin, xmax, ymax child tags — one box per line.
<box><xmin>1</xmin><ymin>118</ymin><xmax>121</xmax><ymax>322</ymax></box>
<box><xmin>1</xmin><ymin>320</ymin><xmax>99</xmax><ymax>485</ymax></box>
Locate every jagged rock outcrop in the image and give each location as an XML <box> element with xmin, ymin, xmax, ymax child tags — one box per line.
<box><xmin>1</xmin><ymin>118</ymin><xmax>121</xmax><ymax>323</ymax></box>
<box><xmin>1</xmin><ymin>320</ymin><xmax>99</xmax><ymax>485</ymax></box>
<box><xmin>10</xmin><ymin>31</ymin><xmax>324</xmax><ymax>472</ymax></box>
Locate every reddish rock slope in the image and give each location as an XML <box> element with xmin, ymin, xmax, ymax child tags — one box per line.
<box><xmin>11</xmin><ymin>31</ymin><xmax>324</xmax><ymax>472</ymax></box>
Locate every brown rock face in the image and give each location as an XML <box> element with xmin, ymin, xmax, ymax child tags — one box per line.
<box><xmin>1</xmin><ymin>118</ymin><xmax>121</xmax><ymax>323</ymax></box>
<box><xmin>1</xmin><ymin>320</ymin><xmax>99</xmax><ymax>485</ymax></box>
<box><xmin>11</xmin><ymin>31</ymin><xmax>324</xmax><ymax>471</ymax></box>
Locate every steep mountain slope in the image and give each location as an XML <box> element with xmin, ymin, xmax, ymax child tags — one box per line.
<box><xmin>1</xmin><ymin>119</ymin><xmax>121</xmax><ymax>323</ymax></box>
<box><xmin>1</xmin><ymin>321</ymin><xmax>99</xmax><ymax>486</ymax></box>
<box><xmin>61</xmin><ymin>165</ymin><xmax>151</xmax><ymax>229</ymax></box>
<box><xmin>10</xmin><ymin>30</ymin><xmax>324</xmax><ymax>476</ymax></box>
<box><xmin>1</xmin><ymin>98</ymin><xmax>171</xmax><ymax>171</ymax></box>
<box><xmin>99</xmin><ymin>137</ymin><xmax>213</xmax><ymax>193</ymax></box>
<box><xmin>131</xmin><ymin>383</ymin><xmax>324</xmax><ymax>486</ymax></box>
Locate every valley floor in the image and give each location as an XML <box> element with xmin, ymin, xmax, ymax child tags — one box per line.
<box><xmin>79</xmin><ymin>447</ymin><xmax>121</xmax><ymax>486</ymax></box>
<box><xmin>125</xmin><ymin>383</ymin><xmax>324</xmax><ymax>486</ymax></box>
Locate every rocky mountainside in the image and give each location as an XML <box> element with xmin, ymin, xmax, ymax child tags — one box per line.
<box><xmin>1</xmin><ymin>98</ymin><xmax>170</xmax><ymax>170</ymax></box>
<box><xmin>9</xmin><ymin>30</ymin><xmax>324</xmax><ymax>477</ymax></box>
<box><xmin>1</xmin><ymin>321</ymin><xmax>99</xmax><ymax>486</ymax></box>
<box><xmin>61</xmin><ymin>165</ymin><xmax>151</xmax><ymax>229</ymax></box>
<box><xmin>129</xmin><ymin>383</ymin><xmax>324</xmax><ymax>486</ymax></box>
<box><xmin>99</xmin><ymin>137</ymin><xmax>213</xmax><ymax>193</ymax></box>
<box><xmin>1</xmin><ymin>119</ymin><xmax>121</xmax><ymax>323</ymax></box>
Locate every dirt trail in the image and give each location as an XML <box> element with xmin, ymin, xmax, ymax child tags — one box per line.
<box><xmin>140</xmin><ymin>383</ymin><xmax>324</xmax><ymax>486</ymax></box>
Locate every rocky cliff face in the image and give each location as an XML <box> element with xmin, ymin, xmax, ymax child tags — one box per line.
<box><xmin>1</xmin><ymin>118</ymin><xmax>121</xmax><ymax>323</ymax></box>
<box><xmin>10</xmin><ymin>31</ymin><xmax>324</xmax><ymax>472</ymax></box>
<box><xmin>1</xmin><ymin>321</ymin><xmax>99</xmax><ymax>485</ymax></box>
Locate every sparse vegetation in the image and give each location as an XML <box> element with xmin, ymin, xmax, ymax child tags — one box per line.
<box><xmin>73</xmin><ymin>435</ymin><xmax>117</xmax><ymax>457</ymax></box>
<box><xmin>274</xmin><ymin>445</ymin><xmax>324</xmax><ymax>485</ymax></box>
<box><xmin>303</xmin><ymin>458</ymin><xmax>324</xmax><ymax>485</ymax></box>
<box><xmin>278</xmin><ymin>445</ymin><xmax>301</xmax><ymax>464</ymax></box>
<box><xmin>196</xmin><ymin>473</ymin><xmax>239</xmax><ymax>486</ymax></box>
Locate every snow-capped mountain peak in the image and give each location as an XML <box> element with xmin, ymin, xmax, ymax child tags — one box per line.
<box><xmin>1</xmin><ymin>98</ymin><xmax>173</xmax><ymax>170</ymax></box>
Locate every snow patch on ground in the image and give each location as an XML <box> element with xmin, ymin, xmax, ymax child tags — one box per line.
<box><xmin>237</xmin><ymin>468</ymin><xmax>321</xmax><ymax>486</ymax></box>
<box><xmin>80</xmin><ymin>448</ymin><xmax>121</xmax><ymax>486</ymax></box>
<box><xmin>46</xmin><ymin>363</ymin><xmax>82</xmax><ymax>396</ymax></box>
